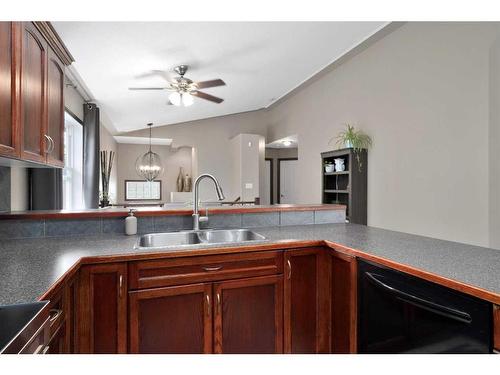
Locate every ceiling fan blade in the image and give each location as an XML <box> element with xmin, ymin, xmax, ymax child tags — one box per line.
<box><xmin>192</xmin><ymin>91</ymin><xmax>224</xmax><ymax>103</ymax></box>
<box><xmin>195</xmin><ymin>79</ymin><xmax>226</xmax><ymax>89</ymax></box>
<box><xmin>128</xmin><ymin>87</ymin><xmax>168</xmax><ymax>90</ymax></box>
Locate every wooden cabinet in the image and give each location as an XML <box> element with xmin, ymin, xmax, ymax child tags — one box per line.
<box><xmin>0</xmin><ymin>22</ymin><xmax>20</xmax><ymax>158</ymax></box>
<box><xmin>214</xmin><ymin>275</ymin><xmax>283</xmax><ymax>353</ymax></box>
<box><xmin>129</xmin><ymin>284</ymin><xmax>212</xmax><ymax>353</ymax></box>
<box><xmin>77</xmin><ymin>263</ymin><xmax>127</xmax><ymax>353</ymax></box>
<box><xmin>46</xmin><ymin>47</ymin><xmax>65</xmax><ymax>166</ymax></box>
<box><xmin>283</xmin><ymin>248</ymin><xmax>331</xmax><ymax>353</ymax></box>
<box><xmin>331</xmin><ymin>250</ymin><xmax>357</xmax><ymax>353</ymax></box>
<box><xmin>0</xmin><ymin>22</ymin><xmax>69</xmax><ymax>167</ymax></box>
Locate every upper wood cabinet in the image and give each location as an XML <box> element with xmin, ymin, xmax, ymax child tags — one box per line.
<box><xmin>0</xmin><ymin>22</ymin><xmax>20</xmax><ymax>158</ymax></box>
<box><xmin>46</xmin><ymin>48</ymin><xmax>65</xmax><ymax>167</ymax></box>
<box><xmin>0</xmin><ymin>21</ymin><xmax>72</xmax><ymax>167</ymax></box>
<box><xmin>214</xmin><ymin>275</ymin><xmax>283</xmax><ymax>354</ymax></box>
<box><xmin>283</xmin><ymin>248</ymin><xmax>331</xmax><ymax>353</ymax></box>
<box><xmin>20</xmin><ymin>22</ymin><xmax>47</xmax><ymax>164</ymax></box>
<box><xmin>76</xmin><ymin>263</ymin><xmax>128</xmax><ymax>354</ymax></box>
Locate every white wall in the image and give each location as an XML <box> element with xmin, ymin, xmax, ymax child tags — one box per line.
<box><xmin>116</xmin><ymin>143</ymin><xmax>192</xmax><ymax>203</ymax></box>
<box><xmin>230</xmin><ymin>134</ymin><xmax>265</xmax><ymax>202</ymax></box>
<box><xmin>266</xmin><ymin>22</ymin><xmax>500</xmax><ymax>247</ymax></box>
<box><xmin>10</xmin><ymin>167</ymin><xmax>29</xmax><ymax>211</ymax></box>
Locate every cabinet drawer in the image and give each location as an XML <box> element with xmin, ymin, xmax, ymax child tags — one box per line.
<box><xmin>129</xmin><ymin>251</ymin><xmax>283</xmax><ymax>290</ymax></box>
<box><xmin>47</xmin><ymin>292</ymin><xmax>65</xmax><ymax>336</ymax></box>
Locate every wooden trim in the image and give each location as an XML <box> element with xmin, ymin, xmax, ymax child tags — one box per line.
<box><xmin>0</xmin><ymin>204</ymin><xmax>346</xmax><ymax>220</ymax></box>
<box><xmin>124</xmin><ymin>179</ymin><xmax>162</xmax><ymax>201</ymax></box>
<box><xmin>277</xmin><ymin>157</ymin><xmax>298</xmax><ymax>204</ymax></box>
<box><xmin>32</xmin><ymin>22</ymin><xmax>74</xmax><ymax>66</ymax></box>
<box><xmin>494</xmin><ymin>304</ymin><xmax>500</xmax><ymax>351</ymax></box>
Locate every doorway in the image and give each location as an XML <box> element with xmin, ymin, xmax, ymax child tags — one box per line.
<box><xmin>278</xmin><ymin>158</ymin><xmax>298</xmax><ymax>204</ymax></box>
<box><xmin>263</xmin><ymin>158</ymin><xmax>273</xmax><ymax>205</ymax></box>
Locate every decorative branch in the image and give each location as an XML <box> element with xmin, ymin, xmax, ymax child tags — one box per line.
<box><xmin>100</xmin><ymin>150</ymin><xmax>115</xmax><ymax>204</ymax></box>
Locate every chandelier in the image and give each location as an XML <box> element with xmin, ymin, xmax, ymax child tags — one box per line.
<box><xmin>135</xmin><ymin>123</ymin><xmax>163</xmax><ymax>181</ymax></box>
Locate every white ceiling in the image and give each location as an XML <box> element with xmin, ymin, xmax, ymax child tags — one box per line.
<box><xmin>113</xmin><ymin>136</ymin><xmax>172</xmax><ymax>145</ymax></box>
<box><xmin>53</xmin><ymin>22</ymin><xmax>386</xmax><ymax>134</ymax></box>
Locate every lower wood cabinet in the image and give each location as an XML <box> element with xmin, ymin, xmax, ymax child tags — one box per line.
<box><xmin>494</xmin><ymin>304</ymin><xmax>500</xmax><ymax>353</ymax></box>
<box><xmin>214</xmin><ymin>275</ymin><xmax>283</xmax><ymax>353</ymax></box>
<box><xmin>129</xmin><ymin>283</ymin><xmax>213</xmax><ymax>354</ymax></box>
<box><xmin>77</xmin><ymin>263</ymin><xmax>127</xmax><ymax>353</ymax></box>
<box><xmin>283</xmin><ymin>248</ymin><xmax>331</xmax><ymax>353</ymax></box>
<box><xmin>331</xmin><ymin>250</ymin><xmax>357</xmax><ymax>353</ymax></box>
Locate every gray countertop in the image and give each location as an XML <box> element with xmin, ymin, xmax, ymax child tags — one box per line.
<box><xmin>1</xmin><ymin>223</ymin><xmax>499</xmax><ymax>306</ymax></box>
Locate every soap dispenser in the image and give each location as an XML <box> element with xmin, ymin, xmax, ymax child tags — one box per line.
<box><xmin>125</xmin><ymin>209</ymin><xmax>137</xmax><ymax>235</ymax></box>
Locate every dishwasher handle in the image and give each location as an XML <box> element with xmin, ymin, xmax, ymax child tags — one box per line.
<box><xmin>365</xmin><ymin>272</ymin><xmax>472</xmax><ymax>324</ymax></box>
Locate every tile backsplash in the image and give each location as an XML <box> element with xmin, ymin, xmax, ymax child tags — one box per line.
<box><xmin>0</xmin><ymin>209</ymin><xmax>346</xmax><ymax>240</ymax></box>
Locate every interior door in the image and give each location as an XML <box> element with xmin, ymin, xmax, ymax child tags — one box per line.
<box><xmin>129</xmin><ymin>284</ymin><xmax>213</xmax><ymax>354</ymax></box>
<box><xmin>214</xmin><ymin>275</ymin><xmax>283</xmax><ymax>353</ymax></box>
<box><xmin>20</xmin><ymin>22</ymin><xmax>47</xmax><ymax>163</ymax></box>
<box><xmin>279</xmin><ymin>159</ymin><xmax>298</xmax><ymax>203</ymax></box>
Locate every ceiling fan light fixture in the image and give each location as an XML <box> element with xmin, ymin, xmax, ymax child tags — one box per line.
<box><xmin>168</xmin><ymin>92</ymin><xmax>182</xmax><ymax>106</ymax></box>
<box><xmin>182</xmin><ymin>93</ymin><xmax>194</xmax><ymax>106</ymax></box>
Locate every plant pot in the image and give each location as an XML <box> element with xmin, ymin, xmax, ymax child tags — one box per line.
<box><xmin>325</xmin><ymin>164</ymin><xmax>335</xmax><ymax>173</ymax></box>
<box><xmin>344</xmin><ymin>140</ymin><xmax>353</xmax><ymax>148</ymax></box>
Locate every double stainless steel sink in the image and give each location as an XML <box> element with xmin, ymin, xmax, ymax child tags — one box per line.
<box><xmin>136</xmin><ymin>229</ymin><xmax>266</xmax><ymax>250</ymax></box>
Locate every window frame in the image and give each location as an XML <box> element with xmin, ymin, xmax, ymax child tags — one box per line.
<box><xmin>124</xmin><ymin>179</ymin><xmax>162</xmax><ymax>201</ymax></box>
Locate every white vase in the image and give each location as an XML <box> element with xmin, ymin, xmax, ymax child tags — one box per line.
<box><xmin>334</xmin><ymin>158</ymin><xmax>345</xmax><ymax>172</ymax></box>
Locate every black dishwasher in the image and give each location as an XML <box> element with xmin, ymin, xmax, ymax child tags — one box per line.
<box><xmin>358</xmin><ymin>259</ymin><xmax>492</xmax><ymax>353</ymax></box>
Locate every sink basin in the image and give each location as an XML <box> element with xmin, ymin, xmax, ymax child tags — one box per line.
<box><xmin>137</xmin><ymin>229</ymin><xmax>266</xmax><ymax>249</ymax></box>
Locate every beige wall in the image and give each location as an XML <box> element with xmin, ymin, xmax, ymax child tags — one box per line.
<box><xmin>125</xmin><ymin>111</ymin><xmax>267</xmax><ymax>201</ymax></box>
<box><xmin>116</xmin><ymin>144</ymin><xmax>192</xmax><ymax>203</ymax></box>
<box><xmin>266</xmin><ymin>22</ymin><xmax>500</xmax><ymax>247</ymax></box>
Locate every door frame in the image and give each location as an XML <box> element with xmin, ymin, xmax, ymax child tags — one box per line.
<box><xmin>277</xmin><ymin>157</ymin><xmax>298</xmax><ymax>204</ymax></box>
<box><xmin>265</xmin><ymin>158</ymin><xmax>274</xmax><ymax>205</ymax></box>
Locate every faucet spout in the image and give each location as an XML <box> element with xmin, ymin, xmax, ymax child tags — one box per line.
<box><xmin>192</xmin><ymin>174</ymin><xmax>225</xmax><ymax>230</ymax></box>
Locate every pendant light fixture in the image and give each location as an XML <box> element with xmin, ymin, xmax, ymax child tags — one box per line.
<box><xmin>135</xmin><ymin>123</ymin><xmax>163</xmax><ymax>181</ymax></box>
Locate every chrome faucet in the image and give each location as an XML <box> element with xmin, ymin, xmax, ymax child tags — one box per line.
<box><xmin>192</xmin><ymin>174</ymin><xmax>225</xmax><ymax>230</ymax></box>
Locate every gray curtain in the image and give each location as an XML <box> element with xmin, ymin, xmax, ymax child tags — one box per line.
<box><xmin>83</xmin><ymin>103</ymin><xmax>100</xmax><ymax>209</ymax></box>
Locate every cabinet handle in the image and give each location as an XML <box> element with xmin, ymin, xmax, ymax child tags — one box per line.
<box><xmin>216</xmin><ymin>292</ymin><xmax>221</xmax><ymax>315</ymax></box>
<box><xmin>48</xmin><ymin>136</ymin><xmax>55</xmax><ymax>153</ymax></box>
<box><xmin>287</xmin><ymin>259</ymin><xmax>292</xmax><ymax>279</ymax></box>
<box><xmin>43</xmin><ymin>135</ymin><xmax>51</xmax><ymax>154</ymax></box>
<box><xmin>119</xmin><ymin>274</ymin><xmax>123</xmax><ymax>298</ymax></box>
<box><xmin>49</xmin><ymin>308</ymin><xmax>63</xmax><ymax>323</ymax></box>
<box><xmin>202</xmin><ymin>265</ymin><xmax>223</xmax><ymax>272</ymax></box>
<box><xmin>34</xmin><ymin>344</ymin><xmax>49</xmax><ymax>354</ymax></box>
<box><xmin>206</xmin><ymin>294</ymin><xmax>211</xmax><ymax>317</ymax></box>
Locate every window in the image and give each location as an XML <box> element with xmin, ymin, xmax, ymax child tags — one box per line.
<box><xmin>125</xmin><ymin>180</ymin><xmax>162</xmax><ymax>200</ymax></box>
<box><xmin>62</xmin><ymin>111</ymin><xmax>84</xmax><ymax>210</ymax></box>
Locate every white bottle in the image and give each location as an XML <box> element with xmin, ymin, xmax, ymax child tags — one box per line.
<box><xmin>125</xmin><ymin>209</ymin><xmax>137</xmax><ymax>235</ymax></box>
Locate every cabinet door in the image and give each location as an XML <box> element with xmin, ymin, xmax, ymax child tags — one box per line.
<box><xmin>214</xmin><ymin>275</ymin><xmax>283</xmax><ymax>354</ymax></box>
<box><xmin>0</xmin><ymin>22</ymin><xmax>20</xmax><ymax>158</ymax></box>
<box><xmin>46</xmin><ymin>47</ymin><xmax>64</xmax><ymax>167</ymax></box>
<box><xmin>129</xmin><ymin>284</ymin><xmax>212</xmax><ymax>354</ymax></box>
<box><xmin>284</xmin><ymin>248</ymin><xmax>331</xmax><ymax>353</ymax></box>
<box><xmin>331</xmin><ymin>250</ymin><xmax>357</xmax><ymax>353</ymax></box>
<box><xmin>77</xmin><ymin>263</ymin><xmax>127</xmax><ymax>353</ymax></box>
<box><xmin>20</xmin><ymin>22</ymin><xmax>47</xmax><ymax>163</ymax></box>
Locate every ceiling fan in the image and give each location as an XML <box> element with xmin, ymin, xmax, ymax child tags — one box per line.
<box><xmin>129</xmin><ymin>65</ymin><xmax>226</xmax><ymax>107</ymax></box>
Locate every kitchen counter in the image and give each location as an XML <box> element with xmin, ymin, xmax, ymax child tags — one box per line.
<box><xmin>0</xmin><ymin>223</ymin><xmax>499</xmax><ymax>306</ymax></box>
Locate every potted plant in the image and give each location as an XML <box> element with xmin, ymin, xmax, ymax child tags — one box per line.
<box><xmin>330</xmin><ymin>124</ymin><xmax>372</xmax><ymax>171</ymax></box>
<box><xmin>100</xmin><ymin>150</ymin><xmax>115</xmax><ymax>207</ymax></box>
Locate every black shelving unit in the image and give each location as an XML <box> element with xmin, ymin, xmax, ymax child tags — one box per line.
<box><xmin>321</xmin><ymin>148</ymin><xmax>367</xmax><ymax>224</ymax></box>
